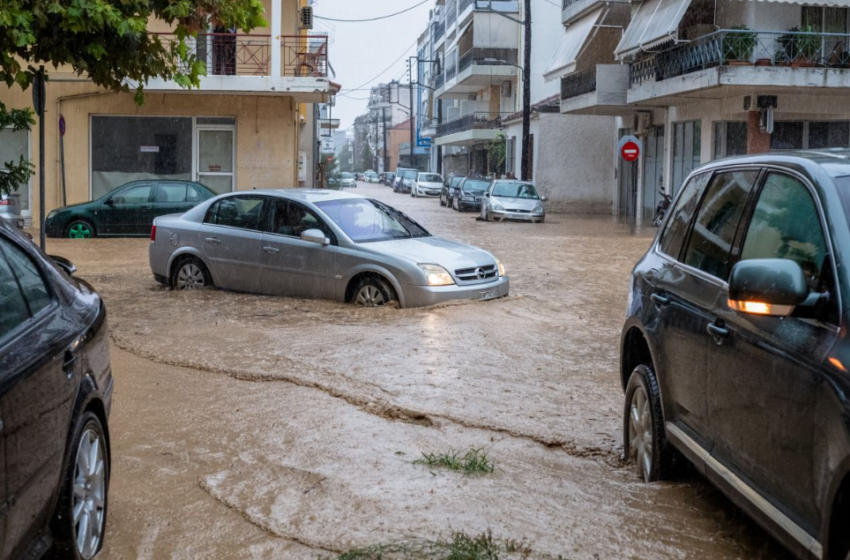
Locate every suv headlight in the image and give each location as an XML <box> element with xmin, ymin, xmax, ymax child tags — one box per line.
<box><xmin>495</xmin><ymin>258</ymin><xmax>506</xmax><ymax>277</ymax></box>
<box><xmin>419</xmin><ymin>264</ymin><xmax>455</xmax><ymax>286</ymax></box>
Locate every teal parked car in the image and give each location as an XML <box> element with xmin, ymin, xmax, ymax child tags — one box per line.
<box><xmin>45</xmin><ymin>180</ymin><xmax>216</xmax><ymax>238</ymax></box>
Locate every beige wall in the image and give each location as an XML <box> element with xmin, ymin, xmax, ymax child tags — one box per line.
<box><xmin>0</xmin><ymin>80</ymin><xmax>300</xmax><ymax>218</ymax></box>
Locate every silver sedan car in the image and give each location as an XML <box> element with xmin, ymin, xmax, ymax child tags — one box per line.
<box><xmin>149</xmin><ymin>189</ymin><xmax>509</xmax><ymax>307</ymax></box>
<box><xmin>481</xmin><ymin>180</ymin><xmax>546</xmax><ymax>223</ymax></box>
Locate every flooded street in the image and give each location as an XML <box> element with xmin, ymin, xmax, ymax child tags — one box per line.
<box><xmin>47</xmin><ymin>183</ymin><xmax>791</xmax><ymax>559</ymax></box>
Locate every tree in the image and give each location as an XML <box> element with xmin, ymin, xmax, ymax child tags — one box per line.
<box><xmin>0</xmin><ymin>102</ymin><xmax>35</xmax><ymax>197</ymax></box>
<box><xmin>0</xmin><ymin>0</ymin><xmax>266</xmax><ymax>104</ymax></box>
<box><xmin>487</xmin><ymin>132</ymin><xmax>507</xmax><ymax>177</ymax></box>
<box><xmin>360</xmin><ymin>143</ymin><xmax>373</xmax><ymax>173</ymax></box>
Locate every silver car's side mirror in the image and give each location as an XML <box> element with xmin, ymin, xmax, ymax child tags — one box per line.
<box><xmin>301</xmin><ymin>228</ymin><xmax>329</xmax><ymax>245</ymax></box>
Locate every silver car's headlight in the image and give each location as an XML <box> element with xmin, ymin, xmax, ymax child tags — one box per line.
<box><xmin>533</xmin><ymin>204</ymin><xmax>544</xmax><ymax>213</ymax></box>
<box><xmin>492</xmin><ymin>200</ymin><xmax>504</xmax><ymax>211</ymax></box>
<box><xmin>419</xmin><ymin>264</ymin><xmax>455</xmax><ymax>286</ymax></box>
<box><xmin>495</xmin><ymin>258</ymin><xmax>506</xmax><ymax>277</ymax></box>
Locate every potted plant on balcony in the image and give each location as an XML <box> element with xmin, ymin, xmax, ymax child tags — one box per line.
<box><xmin>792</xmin><ymin>25</ymin><xmax>821</xmax><ymax>67</ymax></box>
<box><xmin>723</xmin><ymin>26</ymin><xmax>757</xmax><ymax>66</ymax></box>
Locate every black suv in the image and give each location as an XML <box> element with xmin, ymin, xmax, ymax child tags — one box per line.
<box><xmin>0</xmin><ymin>223</ymin><xmax>113</xmax><ymax>560</ymax></box>
<box><xmin>621</xmin><ymin>152</ymin><xmax>850</xmax><ymax>560</ymax></box>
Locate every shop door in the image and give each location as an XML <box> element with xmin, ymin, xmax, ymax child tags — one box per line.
<box><xmin>196</xmin><ymin>127</ymin><xmax>235</xmax><ymax>194</ymax></box>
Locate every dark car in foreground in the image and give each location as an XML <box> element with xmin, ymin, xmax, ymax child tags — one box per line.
<box><xmin>45</xmin><ymin>180</ymin><xmax>216</xmax><ymax>238</ymax></box>
<box><xmin>452</xmin><ymin>177</ymin><xmax>490</xmax><ymax>212</ymax></box>
<box><xmin>0</xmin><ymin>222</ymin><xmax>113</xmax><ymax>560</ymax></box>
<box><xmin>621</xmin><ymin>151</ymin><xmax>850</xmax><ymax>560</ymax></box>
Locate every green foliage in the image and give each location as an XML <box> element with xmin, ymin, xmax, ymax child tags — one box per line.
<box><xmin>360</xmin><ymin>143</ymin><xmax>374</xmax><ymax>173</ymax></box>
<box><xmin>487</xmin><ymin>133</ymin><xmax>507</xmax><ymax>173</ymax></box>
<box><xmin>723</xmin><ymin>25</ymin><xmax>756</xmax><ymax>62</ymax></box>
<box><xmin>0</xmin><ymin>101</ymin><xmax>35</xmax><ymax>197</ymax></box>
<box><xmin>413</xmin><ymin>447</ymin><xmax>495</xmax><ymax>476</ymax></box>
<box><xmin>325</xmin><ymin>530</ymin><xmax>530</xmax><ymax>560</ymax></box>
<box><xmin>0</xmin><ymin>0</ymin><xmax>267</xmax><ymax>104</ymax></box>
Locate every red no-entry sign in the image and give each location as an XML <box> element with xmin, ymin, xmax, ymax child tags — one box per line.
<box><xmin>621</xmin><ymin>141</ymin><xmax>640</xmax><ymax>162</ymax></box>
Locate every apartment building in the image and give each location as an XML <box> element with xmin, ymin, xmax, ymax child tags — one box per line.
<box><xmin>0</xmin><ymin>0</ymin><xmax>336</xmax><ymax>226</ymax></box>
<box><xmin>557</xmin><ymin>0</ymin><xmax>850</xmax><ymax>222</ymax></box>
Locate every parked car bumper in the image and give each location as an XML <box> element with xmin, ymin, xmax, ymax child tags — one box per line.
<box><xmin>400</xmin><ymin>276</ymin><xmax>509</xmax><ymax>308</ymax></box>
<box><xmin>416</xmin><ymin>187</ymin><xmax>441</xmax><ymax>197</ymax></box>
<box><xmin>457</xmin><ymin>200</ymin><xmax>482</xmax><ymax>211</ymax></box>
<box><xmin>490</xmin><ymin>209</ymin><xmax>545</xmax><ymax>223</ymax></box>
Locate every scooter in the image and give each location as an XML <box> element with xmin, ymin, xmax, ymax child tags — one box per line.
<box><xmin>652</xmin><ymin>191</ymin><xmax>672</xmax><ymax>227</ymax></box>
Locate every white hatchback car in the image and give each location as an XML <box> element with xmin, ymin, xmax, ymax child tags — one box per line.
<box><xmin>411</xmin><ymin>173</ymin><xmax>444</xmax><ymax>198</ymax></box>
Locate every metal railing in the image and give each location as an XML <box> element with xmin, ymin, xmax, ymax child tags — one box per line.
<box><xmin>436</xmin><ymin>111</ymin><xmax>510</xmax><ymax>137</ymax></box>
<box><xmin>434</xmin><ymin>72</ymin><xmax>445</xmax><ymax>90</ymax></box>
<box><xmin>630</xmin><ymin>29</ymin><xmax>850</xmax><ymax>87</ymax></box>
<box><xmin>157</xmin><ymin>33</ymin><xmax>328</xmax><ymax>77</ymax></box>
<box><xmin>446</xmin><ymin>0</ymin><xmax>457</xmax><ymax>29</ymax></box>
<box><xmin>457</xmin><ymin>48</ymin><xmax>519</xmax><ymax>73</ymax></box>
<box><xmin>560</xmin><ymin>67</ymin><xmax>597</xmax><ymax>100</ymax></box>
<box><xmin>282</xmin><ymin>35</ymin><xmax>329</xmax><ymax>77</ymax></box>
<box><xmin>563</xmin><ymin>0</ymin><xmax>585</xmax><ymax>8</ymax></box>
<box><xmin>445</xmin><ymin>62</ymin><xmax>457</xmax><ymax>81</ymax></box>
<box><xmin>432</xmin><ymin>20</ymin><xmax>446</xmax><ymax>42</ymax></box>
<box><xmin>460</xmin><ymin>0</ymin><xmax>474</xmax><ymax>13</ymax></box>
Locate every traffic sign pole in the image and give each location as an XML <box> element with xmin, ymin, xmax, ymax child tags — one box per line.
<box><xmin>59</xmin><ymin>115</ymin><xmax>67</xmax><ymax>207</ymax></box>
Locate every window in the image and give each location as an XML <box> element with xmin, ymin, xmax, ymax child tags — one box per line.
<box><xmin>187</xmin><ymin>185</ymin><xmax>202</xmax><ymax>202</ymax></box>
<box><xmin>659</xmin><ymin>172</ymin><xmax>711</xmax><ymax>258</ymax></box>
<box><xmin>714</xmin><ymin>122</ymin><xmax>747</xmax><ymax>159</ymax></box>
<box><xmin>672</xmin><ymin>121</ymin><xmax>702</xmax><ymax>195</ymax></box>
<box><xmin>316</xmin><ymin>198</ymin><xmax>429</xmax><ymax>243</ymax></box>
<box><xmin>0</xmin><ymin>127</ymin><xmax>30</xmax><ymax>214</ymax></box>
<box><xmin>204</xmin><ymin>196</ymin><xmax>265</xmax><ymax>230</ymax></box>
<box><xmin>0</xmin><ymin>250</ymin><xmax>30</xmax><ymax>341</ymax></box>
<box><xmin>772</xmin><ymin>122</ymin><xmax>804</xmax><ymax>150</ymax></box>
<box><xmin>809</xmin><ymin>122</ymin><xmax>850</xmax><ymax>150</ymax></box>
<box><xmin>683</xmin><ymin>170</ymin><xmax>759</xmax><ymax>279</ymax></box>
<box><xmin>418</xmin><ymin>174</ymin><xmax>442</xmax><ymax>183</ymax></box>
<box><xmin>492</xmin><ymin>182</ymin><xmax>539</xmax><ymax>199</ymax></box>
<box><xmin>0</xmin><ymin>236</ymin><xmax>51</xmax><ymax>323</ymax></box>
<box><xmin>742</xmin><ymin>173</ymin><xmax>828</xmax><ymax>293</ymax></box>
<box><xmin>266</xmin><ymin>199</ymin><xmax>334</xmax><ymax>241</ymax></box>
<box><xmin>157</xmin><ymin>183</ymin><xmax>189</xmax><ymax>203</ymax></box>
<box><xmin>113</xmin><ymin>184</ymin><xmax>152</xmax><ymax>204</ymax></box>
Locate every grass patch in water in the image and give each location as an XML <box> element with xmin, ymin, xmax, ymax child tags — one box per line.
<box><xmin>413</xmin><ymin>448</ymin><xmax>495</xmax><ymax>476</ymax></box>
<box><xmin>327</xmin><ymin>530</ymin><xmax>529</xmax><ymax>560</ymax></box>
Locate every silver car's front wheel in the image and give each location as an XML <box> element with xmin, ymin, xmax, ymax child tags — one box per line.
<box><xmin>356</xmin><ymin>285</ymin><xmax>385</xmax><ymax>306</ymax></box>
<box><xmin>351</xmin><ymin>276</ymin><xmax>397</xmax><ymax>307</ymax></box>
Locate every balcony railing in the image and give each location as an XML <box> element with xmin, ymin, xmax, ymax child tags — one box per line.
<box><xmin>157</xmin><ymin>33</ymin><xmax>328</xmax><ymax>78</ymax></box>
<box><xmin>446</xmin><ymin>0</ymin><xmax>458</xmax><ymax>29</ymax></box>
<box><xmin>460</xmin><ymin>0</ymin><xmax>474</xmax><ymax>13</ymax></box>
<box><xmin>560</xmin><ymin>67</ymin><xmax>597</xmax><ymax>100</ymax></box>
<box><xmin>629</xmin><ymin>29</ymin><xmax>850</xmax><ymax>88</ymax></box>
<box><xmin>434</xmin><ymin>72</ymin><xmax>445</xmax><ymax>90</ymax></box>
<box><xmin>457</xmin><ymin>48</ymin><xmax>519</xmax><ymax>73</ymax></box>
<box><xmin>432</xmin><ymin>20</ymin><xmax>446</xmax><ymax>42</ymax></box>
<box><xmin>445</xmin><ymin>63</ymin><xmax>457</xmax><ymax>81</ymax></box>
<box><xmin>436</xmin><ymin>111</ymin><xmax>509</xmax><ymax>137</ymax></box>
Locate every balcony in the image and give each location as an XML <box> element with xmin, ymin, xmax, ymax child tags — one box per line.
<box><xmin>560</xmin><ymin>65</ymin><xmax>630</xmax><ymax>115</ymax></box>
<box><xmin>145</xmin><ymin>33</ymin><xmax>333</xmax><ymax>101</ymax></box>
<box><xmin>432</xmin><ymin>20</ymin><xmax>446</xmax><ymax>45</ymax></box>
<box><xmin>628</xmin><ymin>29</ymin><xmax>850</xmax><ymax>105</ymax></box>
<box><xmin>437</xmin><ymin>48</ymin><xmax>519</xmax><ymax>97</ymax></box>
<box><xmin>434</xmin><ymin>111</ymin><xmax>509</xmax><ymax>146</ymax></box>
<box><xmin>562</xmin><ymin>0</ymin><xmax>629</xmax><ymax>25</ymax></box>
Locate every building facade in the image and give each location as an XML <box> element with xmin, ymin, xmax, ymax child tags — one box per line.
<box><xmin>0</xmin><ymin>0</ymin><xmax>336</xmax><ymax>227</ymax></box>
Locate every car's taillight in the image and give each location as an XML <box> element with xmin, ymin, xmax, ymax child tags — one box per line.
<box><xmin>150</xmin><ymin>224</ymin><xmax>157</xmax><ymax>244</ymax></box>
<box><xmin>0</xmin><ymin>198</ymin><xmax>12</xmax><ymax>206</ymax></box>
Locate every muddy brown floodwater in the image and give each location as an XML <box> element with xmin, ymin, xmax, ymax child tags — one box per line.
<box><xmin>42</xmin><ymin>183</ymin><xmax>792</xmax><ymax>559</ymax></box>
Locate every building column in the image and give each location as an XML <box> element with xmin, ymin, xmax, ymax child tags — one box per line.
<box><xmin>271</xmin><ymin>0</ymin><xmax>281</xmax><ymax>78</ymax></box>
<box><xmin>747</xmin><ymin>111</ymin><xmax>770</xmax><ymax>154</ymax></box>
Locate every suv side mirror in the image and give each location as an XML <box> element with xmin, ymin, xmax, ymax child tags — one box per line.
<box><xmin>728</xmin><ymin>259</ymin><xmax>808</xmax><ymax>317</ymax></box>
<box><xmin>301</xmin><ymin>228</ymin><xmax>329</xmax><ymax>246</ymax></box>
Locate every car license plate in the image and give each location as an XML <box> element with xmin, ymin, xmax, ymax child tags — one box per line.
<box><xmin>479</xmin><ymin>290</ymin><xmax>497</xmax><ymax>301</ymax></box>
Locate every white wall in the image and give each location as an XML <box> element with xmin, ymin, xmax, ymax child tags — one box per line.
<box><xmin>524</xmin><ymin>0</ymin><xmax>564</xmax><ymax>104</ymax></box>
<box><xmin>474</xmin><ymin>12</ymin><xmax>521</xmax><ymax>48</ymax></box>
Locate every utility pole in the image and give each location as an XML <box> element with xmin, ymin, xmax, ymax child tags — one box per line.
<box><xmin>381</xmin><ymin>107</ymin><xmax>389</xmax><ymax>173</ymax></box>
<box><xmin>521</xmin><ymin>0</ymin><xmax>532</xmax><ymax>181</ymax></box>
<box><xmin>409</xmin><ymin>58</ymin><xmax>416</xmax><ymax>169</ymax></box>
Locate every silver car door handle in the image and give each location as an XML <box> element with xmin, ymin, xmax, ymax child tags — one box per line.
<box><xmin>205</xmin><ymin>237</ymin><xmax>221</xmax><ymax>245</ymax></box>
<box><xmin>263</xmin><ymin>246</ymin><xmax>280</xmax><ymax>254</ymax></box>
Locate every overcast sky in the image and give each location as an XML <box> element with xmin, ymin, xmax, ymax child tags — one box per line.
<box><xmin>313</xmin><ymin>0</ymin><xmax>433</xmax><ymax>130</ymax></box>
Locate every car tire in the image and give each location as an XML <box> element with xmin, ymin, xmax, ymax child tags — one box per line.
<box><xmin>352</xmin><ymin>276</ymin><xmax>397</xmax><ymax>307</ymax></box>
<box><xmin>440</xmin><ymin>197</ymin><xmax>446</xmax><ymax>207</ymax></box>
<box><xmin>172</xmin><ymin>257</ymin><xmax>213</xmax><ymax>290</ymax></box>
<box><xmin>624</xmin><ymin>364</ymin><xmax>674</xmax><ymax>482</ymax></box>
<box><xmin>67</xmin><ymin>220</ymin><xmax>95</xmax><ymax>239</ymax></box>
<box><xmin>52</xmin><ymin>411</ymin><xmax>109</xmax><ymax>560</ymax></box>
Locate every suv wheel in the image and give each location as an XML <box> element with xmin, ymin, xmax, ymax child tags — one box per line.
<box><xmin>624</xmin><ymin>364</ymin><xmax>674</xmax><ymax>482</ymax></box>
<box><xmin>53</xmin><ymin>412</ymin><xmax>109</xmax><ymax>560</ymax></box>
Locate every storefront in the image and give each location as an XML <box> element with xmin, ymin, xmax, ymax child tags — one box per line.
<box><xmin>0</xmin><ymin>127</ymin><xmax>31</xmax><ymax>221</ymax></box>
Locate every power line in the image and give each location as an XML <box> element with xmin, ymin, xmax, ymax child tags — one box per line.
<box><xmin>336</xmin><ymin>38</ymin><xmax>418</xmax><ymax>98</ymax></box>
<box><xmin>315</xmin><ymin>0</ymin><xmax>429</xmax><ymax>23</ymax></box>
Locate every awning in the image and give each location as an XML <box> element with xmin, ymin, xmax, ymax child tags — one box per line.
<box><xmin>736</xmin><ymin>0</ymin><xmax>848</xmax><ymax>4</ymax></box>
<box><xmin>615</xmin><ymin>0</ymin><xmax>694</xmax><ymax>59</ymax></box>
<box><xmin>543</xmin><ymin>8</ymin><xmax>604</xmax><ymax>83</ymax></box>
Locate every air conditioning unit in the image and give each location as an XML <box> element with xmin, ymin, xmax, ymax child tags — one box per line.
<box><xmin>501</xmin><ymin>80</ymin><xmax>512</xmax><ymax>99</ymax></box>
<box><xmin>634</xmin><ymin>112</ymin><xmax>652</xmax><ymax>136</ymax></box>
<box><xmin>299</xmin><ymin>6</ymin><xmax>313</xmax><ymax>29</ymax></box>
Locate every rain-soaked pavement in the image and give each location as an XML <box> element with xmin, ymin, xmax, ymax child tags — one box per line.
<box><xmin>46</xmin><ymin>183</ymin><xmax>792</xmax><ymax>559</ymax></box>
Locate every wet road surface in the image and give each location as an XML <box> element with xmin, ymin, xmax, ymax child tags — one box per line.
<box><xmin>45</xmin><ymin>183</ymin><xmax>793</xmax><ymax>559</ymax></box>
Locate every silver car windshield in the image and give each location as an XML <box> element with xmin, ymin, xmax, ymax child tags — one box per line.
<box><xmin>492</xmin><ymin>182</ymin><xmax>539</xmax><ymax>199</ymax></box>
<box><xmin>316</xmin><ymin>198</ymin><xmax>431</xmax><ymax>243</ymax></box>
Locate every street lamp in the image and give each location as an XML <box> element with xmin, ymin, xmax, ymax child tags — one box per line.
<box><xmin>479</xmin><ymin>57</ymin><xmax>530</xmax><ymax>181</ymax></box>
